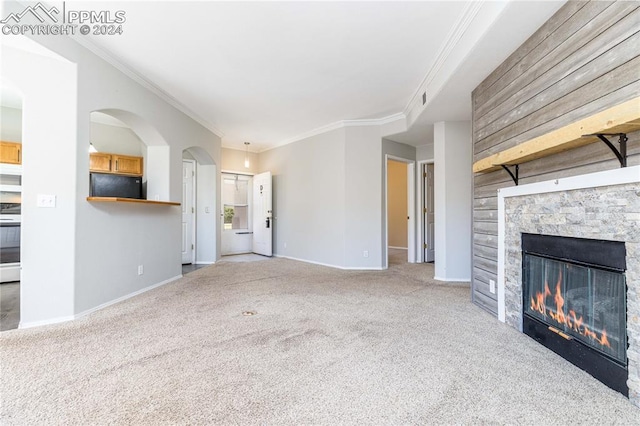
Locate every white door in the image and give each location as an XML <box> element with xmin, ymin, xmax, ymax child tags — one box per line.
<box><xmin>407</xmin><ymin>163</ymin><xmax>415</xmax><ymax>263</ymax></box>
<box><xmin>221</xmin><ymin>173</ymin><xmax>253</xmax><ymax>255</ymax></box>
<box><xmin>182</xmin><ymin>160</ymin><xmax>195</xmax><ymax>264</ymax></box>
<box><xmin>252</xmin><ymin>171</ymin><xmax>272</xmax><ymax>256</ymax></box>
<box><xmin>424</xmin><ymin>163</ymin><xmax>435</xmax><ymax>262</ymax></box>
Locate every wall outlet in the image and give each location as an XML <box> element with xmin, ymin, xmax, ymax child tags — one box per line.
<box><xmin>363</xmin><ymin>250</ymin><xmax>369</xmax><ymax>258</ymax></box>
<box><xmin>154</xmin><ymin>195</ymin><xmax>160</xmax><ymax>201</ymax></box>
<box><xmin>205</xmin><ymin>206</ymin><xmax>210</xmax><ymax>213</ymax></box>
<box><xmin>489</xmin><ymin>279</ymin><xmax>496</xmax><ymax>294</ymax></box>
<box><xmin>283</xmin><ymin>242</ymin><xmax>287</xmax><ymax>249</ymax></box>
<box><xmin>138</xmin><ymin>265</ymin><xmax>144</xmax><ymax>275</ymax></box>
<box><xmin>37</xmin><ymin>194</ymin><xmax>56</xmax><ymax>208</ymax></box>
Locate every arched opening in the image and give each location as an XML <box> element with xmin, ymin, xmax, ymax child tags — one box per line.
<box><xmin>91</xmin><ymin>109</ymin><xmax>170</xmax><ymax>201</ymax></box>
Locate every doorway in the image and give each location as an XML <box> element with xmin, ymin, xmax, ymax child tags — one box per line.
<box><xmin>423</xmin><ymin>163</ymin><xmax>435</xmax><ymax>263</ymax></box>
<box><xmin>182</xmin><ymin>159</ymin><xmax>196</xmax><ymax>264</ymax></box>
<box><xmin>221</xmin><ymin>173</ymin><xmax>253</xmax><ymax>255</ymax></box>
<box><xmin>384</xmin><ymin>155</ymin><xmax>415</xmax><ymax>268</ymax></box>
<box><xmin>415</xmin><ymin>160</ymin><xmax>435</xmax><ymax>264</ymax></box>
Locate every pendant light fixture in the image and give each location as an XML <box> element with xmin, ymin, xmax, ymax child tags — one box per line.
<box><xmin>244</xmin><ymin>142</ymin><xmax>250</xmax><ymax>168</ymax></box>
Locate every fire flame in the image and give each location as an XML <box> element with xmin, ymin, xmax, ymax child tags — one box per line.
<box><xmin>529</xmin><ymin>269</ymin><xmax>611</xmax><ymax>348</ymax></box>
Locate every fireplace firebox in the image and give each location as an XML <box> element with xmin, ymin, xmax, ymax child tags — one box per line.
<box><xmin>521</xmin><ymin>233</ymin><xmax>628</xmax><ymax>395</ymax></box>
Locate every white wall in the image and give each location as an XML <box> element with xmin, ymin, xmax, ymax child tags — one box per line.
<box><xmin>221</xmin><ymin>147</ymin><xmax>259</xmax><ymax>174</ymax></box>
<box><xmin>195</xmin><ymin>163</ymin><xmax>217</xmax><ymax>264</ymax></box>
<box><xmin>90</xmin><ymin>121</ymin><xmax>144</xmax><ymax>157</ymax></box>
<box><xmin>258</xmin><ymin>126</ymin><xmax>416</xmax><ymax>270</ymax></box>
<box><xmin>433</xmin><ymin>121</ymin><xmax>472</xmax><ymax>281</ymax></box>
<box><xmin>1</xmin><ymin>106</ymin><xmax>22</xmax><ymax>142</ymax></box>
<box><xmin>3</xmin><ymin>21</ymin><xmax>221</xmax><ymax>326</ymax></box>
<box><xmin>416</xmin><ymin>143</ymin><xmax>434</xmax><ymax>161</ymax></box>
<box><xmin>3</xmin><ymin>45</ymin><xmax>78</xmax><ymax>325</ymax></box>
<box><xmin>344</xmin><ymin>126</ymin><xmax>384</xmax><ymax>269</ymax></box>
<box><xmin>259</xmin><ymin>128</ymin><xmax>346</xmax><ymax>267</ymax></box>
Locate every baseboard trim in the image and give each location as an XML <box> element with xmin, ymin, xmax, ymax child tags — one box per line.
<box><xmin>434</xmin><ymin>275</ymin><xmax>471</xmax><ymax>283</ymax></box>
<box><xmin>194</xmin><ymin>261</ymin><xmax>215</xmax><ymax>265</ymax></box>
<box><xmin>74</xmin><ymin>275</ymin><xmax>182</xmax><ymax>320</ymax></box>
<box><xmin>274</xmin><ymin>254</ymin><xmax>385</xmax><ymax>271</ymax></box>
<box><xmin>388</xmin><ymin>246</ymin><xmax>408</xmax><ymax>250</ymax></box>
<box><xmin>19</xmin><ymin>315</ymin><xmax>76</xmax><ymax>329</ymax></box>
<box><xmin>344</xmin><ymin>266</ymin><xmax>386</xmax><ymax>271</ymax></box>
<box><xmin>19</xmin><ymin>275</ymin><xmax>182</xmax><ymax>329</ymax></box>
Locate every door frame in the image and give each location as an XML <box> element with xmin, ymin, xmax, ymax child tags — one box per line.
<box><xmin>416</xmin><ymin>159</ymin><xmax>434</xmax><ymax>263</ymax></box>
<box><xmin>220</xmin><ymin>172</ymin><xmax>254</xmax><ymax>256</ymax></box>
<box><xmin>384</xmin><ymin>154</ymin><xmax>416</xmax><ymax>269</ymax></box>
<box><xmin>182</xmin><ymin>159</ymin><xmax>197</xmax><ymax>264</ymax></box>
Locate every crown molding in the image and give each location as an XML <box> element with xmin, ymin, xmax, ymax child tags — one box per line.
<box><xmin>69</xmin><ymin>35</ymin><xmax>225</xmax><ymax>139</ymax></box>
<box><xmin>262</xmin><ymin>112</ymin><xmax>407</xmax><ymax>153</ymax></box>
<box><xmin>265</xmin><ymin>120</ymin><xmax>345</xmax><ymax>152</ymax></box>
<box><xmin>343</xmin><ymin>112</ymin><xmax>406</xmax><ymax>127</ymax></box>
<box><xmin>403</xmin><ymin>0</ymin><xmax>484</xmax><ymax>119</ymax></box>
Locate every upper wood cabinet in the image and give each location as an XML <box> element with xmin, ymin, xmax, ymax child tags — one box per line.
<box><xmin>90</xmin><ymin>153</ymin><xmax>143</xmax><ymax>176</ymax></box>
<box><xmin>89</xmin><ymin>152</ymin><xmax>112</xmax><ymax>172</ymax></box>
<box><xmin>0</xmin><ymin>142</ymin><xmax>21</xmax><ymax>164</ymax></box>
<box><xmin>112</xmin><ymin>154</ymin><xmax>143</xmax><ymax>175</ymax></box>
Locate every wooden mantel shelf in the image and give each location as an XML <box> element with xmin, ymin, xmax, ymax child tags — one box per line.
<box><xmin>473</xmin><ymin>97</ymin><xmax>640</xmax><ymax>174</ymax></box>
<box><xmin>87</xmin><ymin>197</ymin><xmax>180</xmax><ymax>206</ymax></box>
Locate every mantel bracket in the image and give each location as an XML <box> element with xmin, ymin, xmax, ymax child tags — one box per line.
<box><xmin>499</xmin><ymin>164</ymin><xmax>519</xmax><ymax>186</ymax></box>
<box><xmin>585</xmin><ymin>133</ymin><xmax>628</xmax><ymax>168</ymax></box>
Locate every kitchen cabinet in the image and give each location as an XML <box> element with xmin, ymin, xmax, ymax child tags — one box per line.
<box><xmin>111</xmin><ymin>154</ymin><xmax>143</xmax><ymax>175</ymax></box>
<box><xmin>0</xmin><ymin>142</ymin><xmax>21</xmax><ymax>165</ymax></box>
<box><xmin>90</xmin><ymin>153</ymin><xmax>143</xmax><ymax>176</ymax></box>
<box><xmin>89</xmin><ymin>153</ymin><xmax>112</xmax><ymax>172</ymax></box>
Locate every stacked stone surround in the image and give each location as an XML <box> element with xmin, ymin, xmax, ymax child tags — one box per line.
<box><xmin>503</xmin><ymin>182</ymin><xmax>640</xmax><ymax>407</ymax></box>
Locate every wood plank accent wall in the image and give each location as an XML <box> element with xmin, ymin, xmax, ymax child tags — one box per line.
<box><xmin>471</xmin><ymin>0</ymin><xmax>640</xmax><ymax>315</ymax></box>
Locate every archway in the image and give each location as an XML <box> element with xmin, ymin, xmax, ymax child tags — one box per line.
<box><xmin>92</xmin><ymin>108</ymin><xmax>171</xmax><ymax>202</ymax></box>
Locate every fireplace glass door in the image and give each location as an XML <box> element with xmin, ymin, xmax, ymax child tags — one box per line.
<box><xmin>523</xmin><ymin>254</ymin><xmax>626</xmax><ymax>365</ymax></box>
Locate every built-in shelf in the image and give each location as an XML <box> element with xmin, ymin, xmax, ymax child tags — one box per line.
<box><xmin>86</xmin><ymin>197</ymin><xmax>180</xmax><ymax>206</ymax></box>
<box><xmin>473</xmin><ymin>97</ymin><xmax>640</xmax><ymax>174</ymax></box>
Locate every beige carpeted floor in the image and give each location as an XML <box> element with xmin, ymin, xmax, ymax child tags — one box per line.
<box><xmin>1</xmin><ymin>255</ymin><xmax>638</xmax><ymax>424</ymax></box>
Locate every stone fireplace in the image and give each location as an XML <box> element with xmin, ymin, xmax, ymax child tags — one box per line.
<box><xmin>497</xmin><ymin>166</ymin><xmax>640</xmax><ymax>407</ymax></box>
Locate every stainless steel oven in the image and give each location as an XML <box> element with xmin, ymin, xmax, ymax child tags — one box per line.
<box><xmin>0</xmin><ymin>221</ymin><xmax>20</xmax><ymax>263</ymax></box>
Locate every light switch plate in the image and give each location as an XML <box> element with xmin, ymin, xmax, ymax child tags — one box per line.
<box><xmin>37</xmin><ymin>194</ymin><xmax>56</xmax><ymax>208</ymax></box>
<box><xmin>489</xmin><ymin>279</ymin><xmax>496</xmax><ymax>294</ymax></box>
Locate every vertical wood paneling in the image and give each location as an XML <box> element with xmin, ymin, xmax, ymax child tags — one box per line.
<box><xmin>471</xmin><ymin>0</ymin><xmax>640</xmax><ymax>316</ymax></box>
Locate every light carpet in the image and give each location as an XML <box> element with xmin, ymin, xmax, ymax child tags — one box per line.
<box><xmin>1</xmin><ymin>257</ymin><xmax>638</xmax><ymax>424</ymax></box>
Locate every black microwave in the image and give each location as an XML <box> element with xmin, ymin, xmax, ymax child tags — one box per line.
<box><xmin>90</xmin><ymin>173</ymin><xmax>143</xmax><ymax>199</ymax></box>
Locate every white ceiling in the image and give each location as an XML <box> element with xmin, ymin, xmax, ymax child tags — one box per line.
<box><xmin>5</xmin><ymin>1</ymin><xmax>566</xmax><ymax>151</ymax></box>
